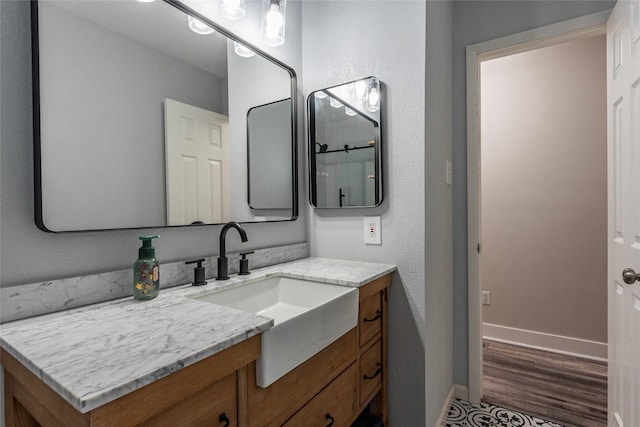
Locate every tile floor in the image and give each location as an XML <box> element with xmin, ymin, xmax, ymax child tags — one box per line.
<box><xmin>443</xmin><ymin>399</ymin><xmax>564</xmax><ymax>427</ymax></box>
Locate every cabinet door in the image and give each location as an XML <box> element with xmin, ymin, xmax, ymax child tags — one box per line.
<box><xmin>282</xmin><ymin>364</ymin><xmax>357</xmax><ymax>427</ymax></box>
<box><xmin>138</xmin><ymin>372</ymin><xmax>237</xmax><ymax>427</ymax></box>
<box><xmin>359</xmin><ymin>292</ymin><xmax>382</xmax><ymax>347</ymax></box>
<box><xmin>359</xmin><ymin>340</ymin><xmax>383</xmax><ymax>405</ymax></box>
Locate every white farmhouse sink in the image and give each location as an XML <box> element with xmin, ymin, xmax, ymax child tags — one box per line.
<box><xmin>191</xmin><ymin>276</ymin><xmax>358</xmax><ymax>387</ymax></box>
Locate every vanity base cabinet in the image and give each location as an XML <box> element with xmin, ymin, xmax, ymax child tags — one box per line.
<box><xmin>1</xmin><ymin>335</ymin><xmax>261</xmax><ymax>427</ymax></box>
<box><xmin>1</xmin><ymin>273</ymin><xmax>392</xmax><ymax>427</ymax></box>
<box><xmin>282</xmin><ymin>363</ymin><xmax>357</xmax><ymax>427</ymax></box>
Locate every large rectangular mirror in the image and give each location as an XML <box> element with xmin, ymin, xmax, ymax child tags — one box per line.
<box><xmin>308</xmin><ymin>77</ymin><xmax>383</xmax><ymax>208</ymax></box>
<box><xmin>33</xmin><ymin>0</ymin><xmax>297</xmax><ymax>232</ymax></box>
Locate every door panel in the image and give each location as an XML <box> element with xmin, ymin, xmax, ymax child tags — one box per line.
<box><xmin>165</xmin><ymin>99</ymin><xmax>230</xmax><ymax>225</ymax></box>
<box><xmin>607</xmin><ymin>1</ymin><xmax>640</xmax><ymax>425</ymax></box>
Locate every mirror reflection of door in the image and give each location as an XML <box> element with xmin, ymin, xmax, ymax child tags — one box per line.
<box><xmin>164</xmin><ymin>99</ymin><xmax>230</xmax><ymax>225</ymax></box>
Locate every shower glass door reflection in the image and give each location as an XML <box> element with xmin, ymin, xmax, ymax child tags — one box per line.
<box><xmin>316</xmin><ymin>143</ymin><xmax>376</xmax><ymax>208</ymax></box>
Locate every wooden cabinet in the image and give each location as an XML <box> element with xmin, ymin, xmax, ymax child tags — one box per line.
<box><xmin>355</xmin><ymin>274</ymin><xmax>390</xmax><ymax>424</ymax></box>
<box><xmin>1</xmin><ymin>335</ymin><xmax>260</xmax><ymax>427</ymax></box>
<box><xmin>2</xmin><ymin>274</ymin><xmax>392</xmax><ymax>427</ymax></box>
<box><xmin>282</xmin><ymin>364</ymin><xmax>357</xmax><ymax>427</ymax></box>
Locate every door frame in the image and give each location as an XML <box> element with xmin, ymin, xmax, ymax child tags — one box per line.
<box><xmin>466</xmin><ymin>10</ymin><xmax>610</xmax><ymax>403</ymax></box>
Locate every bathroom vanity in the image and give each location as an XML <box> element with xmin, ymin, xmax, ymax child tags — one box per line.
<box><xmin>0</xmin><ymin>258</ymin><xmax>394</xmax><ymax>427</ymax></box>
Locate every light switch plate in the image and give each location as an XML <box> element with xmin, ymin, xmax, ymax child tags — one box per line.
<box><xmin>364</xmin><ymin>216</ymin><xmax>381</xmax><ymax>245</ymax></box>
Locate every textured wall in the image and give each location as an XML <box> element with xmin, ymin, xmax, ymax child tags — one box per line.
<box><xmin>481</xmin><ymin>36</ymin><xmax>607</xmax><ymax>343</ymax></box>
<box><xmin>302</xmin><ymin>1</ymin><xmax>454</xmax><ymax>425</ymax></box>
<box><xmin>452</xmin><ymin>0</ymin><xmax>614</xmax><ymax>387</ymax></box>
<box><xmin>0</xmin><ymin>0</ymin><xmax>306</xmax><ymax>287</ymax></box>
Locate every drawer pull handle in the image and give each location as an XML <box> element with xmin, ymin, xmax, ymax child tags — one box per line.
<box><xmin>363</xmin><ymin>310</ymin><xmax>382</xmax><ymax>323</ymax></box>
<box><xmin>363</xmin><ymin>362</ymin><xmax>383</xmax><ymax>380</ymax></box>
<box><xmin>219</xmin><ymin>412</ymin><xmax>230</xmax><ymax>427</ymax></box>
<box><xmin>325</xmin><ymin>413</ymin><xmax>335</xmax><ymax>426</ymax></box>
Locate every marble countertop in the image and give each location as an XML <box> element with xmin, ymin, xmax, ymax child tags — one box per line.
<box><xmin>0</xmin><ymin>257</ymin><xmax>396</xmax><ymax>413</ymax></box>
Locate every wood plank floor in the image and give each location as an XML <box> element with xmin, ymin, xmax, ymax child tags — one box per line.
<box><xmin>483</xmin><ymin>339</ymin><xmax>607</xmax><ymax>427</ymax></box>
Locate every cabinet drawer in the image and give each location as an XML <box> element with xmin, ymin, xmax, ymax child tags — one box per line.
<box><xmin>359</xmin><ymin>340</ymin><xmax>382</xmax><ymax>405</ymax></box>
<box><xmin>138</xmin><ymin>372</ymin><xmax>237</xmax><ymax>427</ymax></box>
<box><xmin>283</xmin><ymin>363</ymin><xmax>357</xmax><ymax>427</ymax></box>
<box><xmin>359</xmin><ymin>292</ymin><xmax>382</xmax><ymax>346</ymax></box>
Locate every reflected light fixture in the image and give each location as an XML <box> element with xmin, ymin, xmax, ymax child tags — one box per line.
<box><xmin>329</xmin><ymin>97</ymin><xmax>343</xmax><ymax>108</ymax></box>
<box><xmin>315</xmin><ymin>91</ymin><xmax>328</xmax><ymax>99</ymax></box>
<box><xmin>262</xmin><ymin>0</ymin><xmax>286</xmax><ymax>47</ymax></box>
<box><xmin>187</xmin><ymin>0</ymin><xmax>215</xmax><ymax>35</ymax></box>
<box><xmin>354</xmin><ymin>80</ymin><xmax>367</xmax><ymax>100</ymax></box>
<box><xmin>366</xmin><ymin>80</ymin><xmax>380</xmax><ymax>112</ymax></box>
<box><xmin>345</xmin><ymin>107</ymin><xmax>357</xmax><ymax>117</ymax></box>
<box><xmin>188</xmin><ymin>16</ymin><xmax>215</xmax><ymax>34</ymax></box>
<box><xmin>136</xmin><ymin>0</ymin><xmax>155</xmax><ymax>3</ymax></box>
<box><xmin>234</xmin><ymin>42</ymin><xmax>255</xmax><ymax>58</ymax></box>
<box><xmin>219</xmin><ymin>0</ymin><xmax>246</xmax><ymax>20</ymax></box>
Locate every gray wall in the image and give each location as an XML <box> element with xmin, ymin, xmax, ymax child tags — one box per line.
<box><xmin>302</xmin><ymin>1</ymin><xmax>454</xmax><ymax>425</ymax></box>
<box><xmin>452</xmin><ymin>0</ymin><xmax>614</xmax><ymax>387</ymax></box>
<box><xmin>0</xmin><ymin>0</ymin><xmax>305</xmax><ymax>287</ymax></box>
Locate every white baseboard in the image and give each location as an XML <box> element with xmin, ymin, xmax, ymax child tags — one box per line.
<box><xmin>435</xmin><ymin>385</ymin><xmax>455</xmax><ymax>427</ymax></box>
<box><xmin>483</xmin><ymin>323</ymin><xmax>607</xmax><ymax>361</ymax></box>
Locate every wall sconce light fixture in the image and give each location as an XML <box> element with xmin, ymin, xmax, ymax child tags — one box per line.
<box><xmin>262</xmin><ymin>0</ymin><xmax>286</xmax><ymax>47</ymax></box>
<box><xmin>186</xmin><ymin>0</ymin><xmax>215</xmax><ymax>35</ymax></box>
<box><xmin>219</xmin><ymin>0</ymin><xmax>246</xmax><ymax>20</ymax></box>
<box><xmin>366</xmin><ymin>79</ymin><xmax>380</xmax><ymax>112</ymax></box>
<box><xmin>234</xmin><ymin>41</ymin><xmax>255</xmax><ymax>58</ymax></box>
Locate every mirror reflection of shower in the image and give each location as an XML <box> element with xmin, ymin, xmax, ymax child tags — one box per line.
<box><xmin>307</xmin><ymin>77</ymin><xmax>383</xmax><ymax>208</ymax></box>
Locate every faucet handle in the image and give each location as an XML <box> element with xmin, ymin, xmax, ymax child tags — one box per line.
<box><xmin>185</xmin><ymin>258</ymin><xmax>206</xmax><ymax>286</ymax></box>
<box><xmin>238</xmin><ymin>251</ymin><xmax>254</xmax><ymax>276</ymax></box>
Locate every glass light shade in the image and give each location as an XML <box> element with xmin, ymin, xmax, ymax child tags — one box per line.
<box><xmin>261</xmin><ymin>0</ymin><xmax>286</xmax><ymax>47</ymax></box>
<box><xmin>366</xmin><ymin>81</ymin><xmax>380</xmax><ymax>112</ymax></box>
<box><xmin>329</xmin><ymin>98</ymin><xmax>343</xmax><ymax>108</ymax></box>
<box><xmin>314</xmin><ymin>91</ymin><xmax>328</xmax><ymax>99</ymax></box>
<box><xmin>219</xmin><ymin>0</ymin><xmax>246</xmax><ymax>20</ymax></box>
<box><xmin>354</xmin><ymin>80</ymin><xmax>367</xmax><ymax>100</ymax></box>
<box><xmin>188</xmin><ymin>15</ymin><xmax>215</xmax><ymax>35</ymax></box>
<box><xmin>345</xmin><ymin>107</ymin><xmax>357</xmax><ymax>117</ymax></box>
<box><xmin>234</xmin><ymin>42</ymin><xmax>255</xmax><ymax>58</ymax></box>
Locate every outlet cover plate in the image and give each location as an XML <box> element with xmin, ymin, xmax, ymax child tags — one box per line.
<box><xmin>364</xmin><ymin>216</ymin><xmax>381</xmax><ymax>245</ymax></box>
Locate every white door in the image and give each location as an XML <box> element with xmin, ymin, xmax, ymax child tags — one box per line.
<box><xmin>164</xmin><ymin>99</ymin><xmax>230</xmax><ymax>225</ymax></box>
<box><xmin>607</xmin><ymin>1</ymin><xmax>640</xmax><ymax>426</ymax></box>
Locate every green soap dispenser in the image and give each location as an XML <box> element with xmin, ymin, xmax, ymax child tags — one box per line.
<box><xmin>133</xmin><ymin>235</ymin><xmax>160</xmax><ymax>300</ymax></box>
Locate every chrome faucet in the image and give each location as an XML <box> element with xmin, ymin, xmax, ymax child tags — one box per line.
<box><xmin>216</xmin><ymin>222</ymin><xmax>248</xmax><ymax>280</ymax></box>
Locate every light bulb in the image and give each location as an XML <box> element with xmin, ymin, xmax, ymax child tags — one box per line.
<box><xmin>219</xmin><ymin>0</ymin><xmax>246</xmax><ymax>20</ymax></box>
<box><xmin>366</xmin><ymin>87</ymin><xmax>380</xmax><ymax>112</ymax></box>
<box><xmin>188</xmin><ymin>16</ymin><xmax>215</xmax><ymax>35</ymax></box>
<box><xmin>345</xmin><ymin>107</ymin><xmax>357</xmax><ymax>117</ymax></box>
<box><xmin>266</xmin><ymin>4</ymin><xmax>283</xmax><ymax>28</ymax></box>
<box><xmin>330</xmin><ymin>98</ymin><xmax>343</xmax><ymax>108</ymax></box>
<box><xmin>262</xmin><ymin>0</ymin><xmax>286</xmax><ymax>47</ymax></box>
<box><xmin>234</xmin><ymin>42</ymin><xmax>255</xmax><ymax>58</ymax></box>
<box><xmin>354</xmin><ymin>80</ymin><xmax>367</xmax><ymax>99</ymax></box>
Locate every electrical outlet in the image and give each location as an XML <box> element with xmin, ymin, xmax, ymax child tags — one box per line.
<box><xmin>446</xmin><ymin>160</ymin><xmax>452</xmax><ymax>185</ymax></box>
<box><xmin>364</xmin><ymin>216</ymin><xmax>381</xmax><ymax>245</ymax></box>
<box><xmin>482</xmin><ymin>291</ymin><xmax>491</xmax><ymax>305</ymax></box>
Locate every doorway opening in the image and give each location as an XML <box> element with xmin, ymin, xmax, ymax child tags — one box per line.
<box><xmin>466</xmin><ymin>10</ymin><xmax>610</xmax><ymax>425</ymax></box>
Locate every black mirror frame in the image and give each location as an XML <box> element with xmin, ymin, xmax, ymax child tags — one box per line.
<box><xmin>31</xmin><ymin>0</ymin><xmax>298</xmax><ymax>232</ymax></box>
<box><xmin>307</xmin><ymin>77</ymin><xmax>383</xmax><ymax>209</ymax></box>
